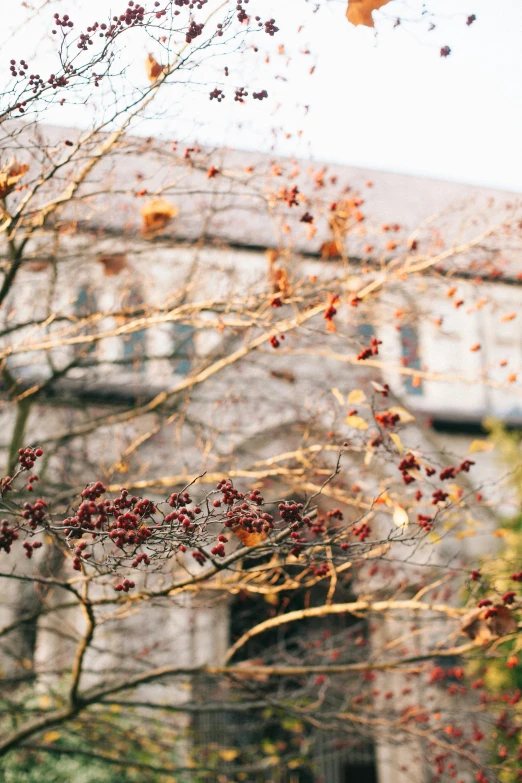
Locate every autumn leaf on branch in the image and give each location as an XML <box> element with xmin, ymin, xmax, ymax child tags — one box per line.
<box><xmin>140</xmin><ymin>198</ymin><xmax>178</xmax><ymax>236</ymax></box>
<box><xmin>145</xmin><ymin>53</ymin><xmax>168</xmax><ymax>82</ymax></box>
<box><xmin>231</xmin><ymin>525</ymin><xmax>269</xmax><ymax>547</ymax></box>
<box><xmin>0</xmin><ymin>160</ymin><xmax>29</xmax><ymax>200</ymax></box>
<box><xmin>346</xmin><ymin>0</ymin><xmax>391</xmax><ymax>27</ymax></box>
<box><xmin>461</xmin><ymin>604</ymin><xmax>517</xmax><ymax>644</ymax></box>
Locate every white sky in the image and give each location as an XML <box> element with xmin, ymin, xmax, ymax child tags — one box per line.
<box><xmin>4</xmin><ymin>0</ymin><xmax>522</xmax><ymax>192</ymax></box>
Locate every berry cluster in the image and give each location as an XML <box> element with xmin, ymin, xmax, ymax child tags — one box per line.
<box><xmin>22</xmin><ymin>499</ymin><xmax>48</xmax><ymax>530</ymax></box>
<box><xmin>431</xmin><ymin>489</ymin><xmax>449</xmax><ymax>505</ymax></box>
<box><xmin>23</xmin><ymin>541</ymin><xmax>43</xmax><ymax>559</ymax></box>
<box><xmin>357</xmin><ymin>335</ymin><xmax>381</xmax><ymax>361</ymax></box>
<box><xmin>352</xmin><ymin>522</ymin><xmax>371</xmax><ymax>542</ymax></box>
<box><xmin>186</xmin><ymin>20</ymin><xmax>204</xmax><ymax>43</ymax></box>
<box><xmin>53</xmin><ymin>12</ymin><xmax>74</xmax><ymax>30</ymax></box>
<box><xmin>132</xmin><ymin>552</ymin><xmax>151</xmax><ymax>567</ymax></box>
<box><xmin>398</xmin><ymin>453</ymin><xmax>420</xmax><ymax>484</ymax></box>
<box><xmin>438</xmin><ymin>461</ymin><xmax>475</xmax><ymax>481</ymax></box>
<box><xmin>374</xmin><ymin>411</ymin><xmax>399</xmax><ymax>428</ymax></box>
<box><xmin>253</xmin><ymin>89</ymin><xmax>268</xmax><ymax>100</ymax></box>
<box><xmin>9</xmin><ymin>59</ymin><xmax>28</xmax><ymax>78</ymax></box>
<box><xmin>270</xmin><ymin>334</ymin><xmax>285</xmax><ymax>348</ymax></box>
<box><xmin>264</xmin><ymin>18</ymin><xmax>279</xmax><ymax>36</ymax></box>
<box><xmin>26</xmin><ymin>474</ymin><xmax>39</xmax><ymax>492</ymax></box>
<box><xmin>417</xmin><ymin>514</ymin><xmax>433</xmax><ymax>532</ymax></box>
<box><xmin>209</xmin><ymin>88</ymin><xmax>224</xmax><ymax>101</ymax></box>
<box><xmin>0</xmin><ymin>520</ymin><xmax>18</xmax><ymax>553</ymax></box>
<box><xmin>234</xmin><ymin>87</ymin><xmax>248</xmax><ymax>103</ymax></box>
<box><xmin>81</xmin><ymin>481</ymin><xmax>107</xmax><ymax>501</ymax></box>
<box><xmin>114</xmin><ymin>578</ymin><xmax>135</xmax><ymax>592</ymax></box>
<box><xmin>210</xmin><ymin>534</ymin><xmax>228</xmax><ymax>557</ymax></box>
<box><xmin>18</xmin><ymin>446</ymin><xmax>43</xmax><ymax>471</ymax></box>
<box><xmin>175</xmin><ymin>0</ymin><xmax>207</xmax><ymax>7</ymax></box>
<box><xmin>279</xmin><ymin>185</ymin><xmax>299</xmax><ymax>207</ymax></box>
<box><xmin>324</xmin><ymin>294</ymin><xmax>339</xmax><ymax>328</ymax></box>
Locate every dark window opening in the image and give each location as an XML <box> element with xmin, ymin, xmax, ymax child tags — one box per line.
<box><xmin>342</xmin><ymin>760</ymin><xmax>378</xmax><ymax>783</ymax></box>
<box><xmin>192</xmin><ymin>572</ymin><xmax>379</xmax><ymax>783</ymax></box>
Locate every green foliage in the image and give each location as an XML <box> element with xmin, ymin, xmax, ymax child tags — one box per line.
<box><xmin>2</xmin><ymin>750</ymin><xmax>132</xmax><ymax>783</ymax></box>
<box><xmin>476</xmin><ymin>420</ymin><xmax>522</xmax><ymax>781</ymax></box>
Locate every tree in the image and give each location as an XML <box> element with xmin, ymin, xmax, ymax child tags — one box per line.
<box><xmin>0</xmin><ymin>2</ymin><xmax>521</xmax><ymax>782</ymax></box>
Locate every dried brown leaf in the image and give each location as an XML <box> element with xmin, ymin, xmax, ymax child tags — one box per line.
<box><xmin>98</xmin><ymin>254</ymin><xmax>128</xmax><ymax>276</ymax></box>
<box><xmin>461</xmin><ymin>605</ymin><xmax>517</xmax><ymax>644</ymax></box>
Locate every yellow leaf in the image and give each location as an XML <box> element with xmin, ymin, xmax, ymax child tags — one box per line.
<box><xmin>0</xmin><ymin>160</ymin><xmax>29</xmax><ymax>199</ymax></box>
<box><xmin>38</xmin><ymin>694</ymin><xmax>52</xmax><ymax>709</ymax></box>
<box><xmin>393</xmin><ymin>505</ymin><xmax>409</xmax><ymax>528</ymax></box>
<box><xmin>428</xmin><ymin>531</ymin><xmax>441</xmax><ymax>545</ymax></box>
<box><xmin>218</xmin><ymin>749</ymin><xmax>239</xmax><ymax>762</ymax></box>
<box><xmin>331</xmin><ymin>387</ymin><xmax>344</xmax><ymax>405</ymax></box>
<box><xmin>454</xmin><ymin>529</ymin><xmax>476</xmax><ymax>541</ymax></box>
<box><xmin>388</xmin><ymin>406</ymin><xmax>415</xmax><ymax>423</ymax></box>
<box><xmin>448</xmin><ymin>484</ymin><xmax>463</xmax><ymax>503</ymax></box>
<box><xmin>364</xmin><ymin>448</ymin><xmax>373</xmax><ymax>466</ymax></box>
<box><xmin>389</xmin><ymin>433</ymin><xmax>403</xmax><ymax>454</ymax></box>
<box><xmin>346</xmin><ymin>0</ymin><xmax>391</xmax><ymax>27</ymax></box>
<box><xmin>109</xmin><ymin>703</ymin><xmax>121</xmax><ymax>713</ymax></box>
<box><xmin>468</xmin><ymin>439</ymin><xmax>494</xmax><ymax>454</ymax></box>
<box><xmin>43</xmin><ymin>731</ymin><xmax>61</xmax><ymax>744</ymax></box>
<box><xmin>345</xmin><ymin>414</ymin><xmax>368</xmax><ymax>430</ymax></box>
<box><xmin>347</xmin><ymin>388</ymin><xmax>366</xmax><ymax>404</ymax></box>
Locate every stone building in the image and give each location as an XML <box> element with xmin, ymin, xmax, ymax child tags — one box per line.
<box><xmin>0</xmin><ymin>124</ymin><xmax>520</xmax><ymax>782</ymax></box>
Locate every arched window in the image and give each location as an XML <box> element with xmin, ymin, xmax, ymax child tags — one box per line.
<box><xmin>400</xmin><ymin>324</ymin><xmax>423</xmax><ymax>396</ymax></box>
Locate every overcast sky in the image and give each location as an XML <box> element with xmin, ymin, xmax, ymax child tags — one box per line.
<box><xmin>4</xmin><ymin>0</ymin><xmax>521</xmax><ymax>192</ymax></box>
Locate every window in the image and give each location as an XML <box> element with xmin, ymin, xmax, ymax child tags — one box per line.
<box><xmin>122</xmin><ymin>288</ymin><xmax>146</xmax><ymax>371</ymax></box>
<box><xmin>74</xmin><ymin>285</ymin><xmax>96</xmax><ymax>359</ymax></box>
<box><xmin>357</xmin><ymin>322</ymin><xmax>375</xmax><ymax>339</ymax></box>
<box><xmin>400</xmin><ymin>324</ymin><xmax>423</xmax><ymax>396</ymax></box>
<box><xmin>171</xmin><ymin>322</ymin><xmax>195</xmax><ymax>375</ymax></box>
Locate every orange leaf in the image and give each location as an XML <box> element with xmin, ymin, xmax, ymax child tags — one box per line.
<box><xmin>320</xmin><ymin>239</ymin><xmax>342</xmax><ymax>259</ymax></box>
<box><xmin>140</xmin><ymin>198</ymin><xmax>178</xmax><ymax>236</ymax></box>
<box><xmin>145</xmin><ymin>53</ymin><xmax>167</xmax><ymax>82</ymax></box>
<box><xmin>232</xmin><ymin>526</ymin><xmax>269</xmax><ymax>547</ymax></box>
<box><xmin>346</xmin><ymin>0</ymin><xmax>391</xmax><ymax>27</ymax></box>
<box><xmin>461</xmin><ymin>605</ymin><xmax>517</xmax><ymax>644</ymax></box>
